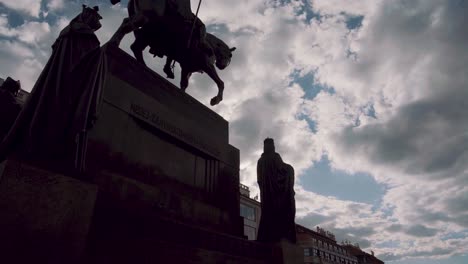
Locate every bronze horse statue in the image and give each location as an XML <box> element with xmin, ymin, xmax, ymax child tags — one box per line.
<box><xmin>109</xmin><ymin>0</ymin><xmax>236</xmax><ymax>106</ymax></box>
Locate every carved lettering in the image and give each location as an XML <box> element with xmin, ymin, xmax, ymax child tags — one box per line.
<box><xmin>130</xmin><ymin>103</ymin><xmax>221</xmax><ymax>157</ymax></box>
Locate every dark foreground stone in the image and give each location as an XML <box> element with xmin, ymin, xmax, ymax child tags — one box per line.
<box><xmin>0</xmin><ymin>46</ymin><xmax>301</xmax><ymax>263</ymax></box>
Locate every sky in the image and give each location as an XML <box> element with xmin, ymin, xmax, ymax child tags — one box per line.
<box><xmin>0</xmin><ymin>0</ymin><xmax>467</xmax><ymax>263</ymax></box>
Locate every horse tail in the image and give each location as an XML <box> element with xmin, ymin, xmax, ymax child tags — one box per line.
<box><xmin>110</xmin><ymin>0</ymin><xmax>121</xmax><ymax>5</ymax></box>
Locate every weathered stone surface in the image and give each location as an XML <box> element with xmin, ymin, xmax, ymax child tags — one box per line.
<box><xmin>84</xmin><ymin>46</ymin><xmax>242</xmax><ymax>236</ymax></box>
<box><xmin>103</xmin><ymin>46</ymin><xmax>228</xmax><ymax>158</ymax></box>
<box><xmin>85</xmin><ymin>190</ymin><xmax>272</xmax><ymax>264</ymax></box>
<box><xmin>272</xmin><ymin>239</ymin><xmax>304</xmax><ymax>264</ymax></box>
<box><xmin>92</xmin><ymin>172</ymin><xmax>234</xmax><ymax>233</ymax></box>
<box><xmin>0</xmin><ymin>161</ymin><xmax>5</xmax><ymax>181</ymax></box>
<box><xmin>0</xmin><ymin>160</ymin><xmax>97</xmax><ymax>263</ymax></box>
<box><xmin>0</xmin><ymin>46</ymin><xmax>281</xmax><ymax>263</ymax></box>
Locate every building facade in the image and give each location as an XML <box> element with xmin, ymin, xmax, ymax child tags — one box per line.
<box><xmin>238</xmin><ymin>185</ymin><xmax>384</xmax><ymax>264</ymax></box>
<box><xmin>239</xmin><ymin>183</ymin><xmax>261</xmax><ymax>240</ymax></box>
<box><xmin>15</xmin><ymin>89</ymin><xmax>30</xmax><ymax>105</ymax></box>
<box><xmin>297</xmin><ymin>224</ymin><xmax>359</xmax><ymax>264</ymax></box>
<box><xmin>0</xmin><ymin>76</ymin><xmax>29</xmax><ymax>105</ymax></box>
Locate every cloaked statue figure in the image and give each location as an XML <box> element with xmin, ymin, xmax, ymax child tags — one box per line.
<box><xmin>0</xmin><ymin>77</ymin><xmax>22</xmax><ymax>140</ymax></box>
<box><xmin>257</xmin><ymin>138</ymin><xmax>296</xmax><ymax>243</ymax></box>
<box><xmin>0</xmin><ymin>5</ymin><xmax>104</xmax><ymax>171</ymax></box>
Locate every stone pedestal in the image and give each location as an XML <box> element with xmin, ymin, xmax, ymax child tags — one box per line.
<box><xmin>0</xmin><ymin>160</ymin><xmax>5</xmax><ymax>180</ymax></box>
<box><xmin>0</xmin><ymin>160</ymin><xmax>98</xmax><ymax>263</ymax></box>
<box><xmin>84</xmin><ymin>46</ymin><xmax>242</xmax><ymax>237</ymax></box>
<box><xmin>272</xmin><ymin>239</ymin><xmax>304</xmax><ymax>264</ymax></box>
<box><xmin>0</xmin><ymin>46</ymin><xmax>291</xmax><ymax>263</ymax></box>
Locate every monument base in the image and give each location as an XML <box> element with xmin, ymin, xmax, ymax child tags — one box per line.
<box><xmin>272</xmin><ymin>239</ymin><xmax>304</xmax><ymax>264</ymax></box>
<box><xmin>0</xmin><ymin>160</ymin><xmax>276</xmax><ymax>263</ymax></box>
<box><xmin>0</xmin><ymin>159</ymin><xmax>97</xmax><ymax>264</ymax></box>
<box><xmin>0</xmin><ymin>46</ymin><xmax>301</xmax><ymax>263</ymax></box>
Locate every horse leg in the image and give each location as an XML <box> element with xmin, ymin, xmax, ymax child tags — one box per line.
<box><xmin>203</xmin><ymin>64</ymin><xmax>224</xmax><ymax>106</ymax></box>
<box><xmin>164</xmin><ymin>57</ymin><xmax>175</xmax><ymax>79</ymax></box>
<box><xmin>130</xmin><ymin>29</ymin><xmax>148</xmax><ymax>66</ymax></box>
<box><xmin>109</xmin><ymin>13</ymin><xmax>148</xmax><ymax>47</ymax></box>
<box><xmin>180</xmin><ymin>68</ymin><xmax>192</xmax><ymax>93</ymax></box>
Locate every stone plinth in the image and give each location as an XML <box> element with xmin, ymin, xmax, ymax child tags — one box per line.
<box><xmin>84</xmin><ymin>46</ymin><xmax>242</xmax><ymax>236</ymax></box>
<box><xmin>0</xmin><ymin>160</ymin><xmax>97</xmax><ymax>264</ymax></box>
<box><xmin>0</xmin><ymin>46</ymin><xmax>294</xmax><ymax>263</ymax></box>
<box><xmin>272</xmin><ymin>239</ymin><xmax>304</xmax><ymax>264</ymax></box>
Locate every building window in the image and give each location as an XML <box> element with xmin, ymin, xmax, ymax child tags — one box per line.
<box><xmin>240</xmin><ymin>203</ymin><xmax>255</xmax><ymax>220</ymax></box>
<box><xmin>304</xmin><ymin>248</ymin><xmax>311</xmax><ymax>256</ymax></box>
<box><xmin>243</xmin><ymin>225</ymin><xmax>256</xmax><ymax>240</ymax></box>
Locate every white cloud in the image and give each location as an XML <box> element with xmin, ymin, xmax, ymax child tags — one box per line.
<box><xmin>2</xmin><ymin>1</ymin><xmax>467</xmax><ymax>262</ymax></box>
<box><xmin>16</xmin><ymin>21</ymin><xmax>51</xmax><ymax>44</ymax></box>
<box><xmin>0</xmin><ymin>0</ymin><xmax>42</xmax><ymax>17</ymax></box>
<box><xmin>47</xmin><ymin>0</ymin><xmax>64</xmax><ymax>11</ymax></box>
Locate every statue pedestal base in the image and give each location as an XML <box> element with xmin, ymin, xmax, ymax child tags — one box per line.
<box><xmin>0</xmin><ymin>159</ymin><xmax>98</xmax><ymax>264</ymax></box>
<box><xmin>0</xmin><ymin>46</ymin><xmax>303</xmax><ymax>263</ymax></box>
<box><xmin>272</xmin><ymin>239</ymin><xmax>304</xmax><ymax>264</ymax></box>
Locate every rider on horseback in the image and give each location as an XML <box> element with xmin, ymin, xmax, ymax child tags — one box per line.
<box><xmin>111</xmin><ymin>0</ymin><xmax>212</xmax><ymax>78</ymax></box>
<box><xmin>110</xmin><ymin>0</ymin><xmax>235</xmax><ymax>106</ymax></box>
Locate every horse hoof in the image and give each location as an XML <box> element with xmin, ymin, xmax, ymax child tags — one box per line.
<box><xmin>164</xmin><ymin>68</ymin><xmax>175</xmax><ymax>79</ymax></box>
<box><xmin>166</xmin><ymin>72</ymin><xmax>175</xmax><ymax>79</ymax></box>
<box><xmin>210</xmin><ymin>97</ymin><xmax>220</xmax><ymax>106</ymax></box>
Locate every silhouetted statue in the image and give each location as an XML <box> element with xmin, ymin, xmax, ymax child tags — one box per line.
<box><xmin>0</xmin><ymin>5</ymin><xmax>103</xmax><ymax>169</ymax></box>
<box><xmin>0</xmin><ymin>77</ymin><xmax>22</xmax><ymax>140</ymax></box>
<box><xmin>257</xmin><ymin>138</ymin><xmax>296</xmax><ymax>243</ymax></box>
<box><xmin>109</xmin><ymin>0</ymin><xmax>236</xmax><ymax>106</ymax></box>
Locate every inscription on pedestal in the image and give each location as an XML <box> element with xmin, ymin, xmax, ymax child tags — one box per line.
<box><xmin>129</xmin><ymin>103</ymin><xmax>220</xmax><ymax>158</ymax></box>
<box><xmin>103</xmin><ymin>75</ymin><xmax>223</xmax><ymax>159</ymax></box>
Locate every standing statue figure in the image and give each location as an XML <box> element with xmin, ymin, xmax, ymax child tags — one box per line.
<box><xmin>257</xmin><ymin>138</ymin><xmax>296</xmax><ymax>243</ymax></box>
<box><xmin>109</xmin><ymin>0</ymin><xmax>236</xmax><ymax>106</ymax></box>
<box><xmin>0</xmin><ymin>77</ymin><xmax>22</xmax><ymax>140</ymax></box>
<box><xmin>0</xmin><ymin>5</ymin><xmax>103</xmax><ymax>167</ymax></box>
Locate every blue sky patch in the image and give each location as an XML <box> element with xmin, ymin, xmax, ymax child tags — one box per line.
<box><xmin>289</xmin><ymin>70</ymin><xmax>335</xmax><ymax>100</ymax></box>
<box><xmin>0</xmin><ymin>5</ymin><xmax>25</xmax><ymax>27</ymax></box>
<box><xmin>299</xmin><ymin>156</ymin><xmax>386</xmax><ymax>204</ymax></box>
<box><xmin>344</xmin><ymin>14</ymin><xmax>364</xmax><ymax>30</ymax></box>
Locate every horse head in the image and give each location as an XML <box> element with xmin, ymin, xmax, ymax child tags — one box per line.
<box><xmin>206</xmin><ymin>34</ymin><xmax>236</xmax><ymax>70</ymax></box>
<box><xmin>79</xmin><ymin>5</ymin><xmax>103</xmax><ymax>31</ymax></box>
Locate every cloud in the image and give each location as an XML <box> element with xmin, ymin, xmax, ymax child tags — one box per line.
<box><xmin>0</xmin><ymin>0</ymin><xmax>42</xmax><ymax>17</ymax></box>
<box><xmin>1</xmin><ymin>1</ymin><xmax>467</xmax><ymax>263</ymax></box>
<box><xmin>0</xmin><ymin>40</ymin><xmax>43</xmax><ymax>90</ymax></box>
<box><xmin>405</xmin><ymin>225</ymin><xmax>439</xmax><ymax>238</ymax></box>
<box><xmin>281</xmin><ymin>1</ymin><xmax>467</xmax><ymax>261</ymax></box>
<box><xmin>47</xmin><ymin>0</ymin><xmax>65</xmax><ymax>11</ymax></box>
